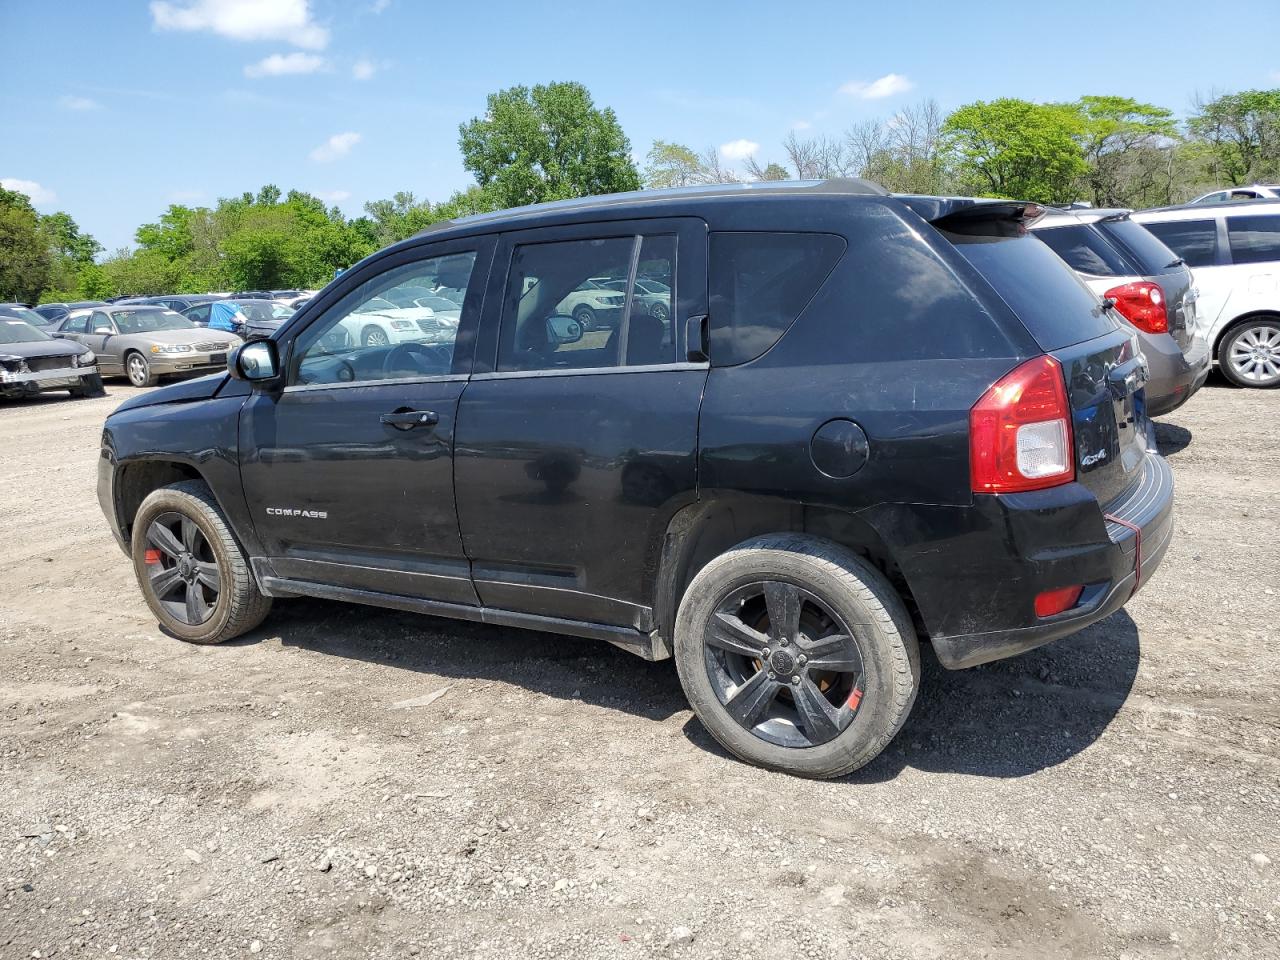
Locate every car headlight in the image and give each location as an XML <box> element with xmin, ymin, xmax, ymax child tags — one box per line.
<box><xmin>390</xmin><ymin>320</ymin><xmax>417</xmax><ymax>330</ymax></box>
<box><xmin>150</xmin><ymin>344</ymin><xmax>194</xmax><ymax>354</ymax></box>
<box><xmin>75</xmin><ymin>350</ymin><xmax>96</xmax><ymax>367</ymax></box>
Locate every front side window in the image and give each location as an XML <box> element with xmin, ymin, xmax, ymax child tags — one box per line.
<box><xmin>292</xmin><ymin>250</ymin><xmax>477</xmax><ymax>386</ymax></box>
<box><xmin>496</xmin><ymin>234</ymin><xmax>677</xmax><ymax>372</ymax></box>
<box><xmin>1226</xmin><ymin>215</ymin><xmax>1280</xmax><ymax>265</ymax></box>
<box><xmin>61</xmin><ymin>313</ymin><xmax>90</xmax><ymax>334</ymax></box>
<box><xmin>184</xmin><ymin>303</ymin><xmax>211</xmax><ymax>325</ymax></box>
<box><xmin>1142</xmin><ymin>219</ymin><xmax>1217</xmax><ymax>268</ymax></box>
<box><xmin>1034</xmin><ymin>224</ymin><xmax>1131</xmax><ymax>277</ymax></box>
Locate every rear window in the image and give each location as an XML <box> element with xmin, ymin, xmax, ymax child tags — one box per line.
<box><xmin>947</xmin><ymin>230</ymin><xmax>1117</xmax><ymax>350</ymax></box>
<box><xmin>1226</xmin><ymin>215</ymin><xmax>1280</xmax><ymax>265</ymax></box>
<box><xmin>1141</xmin><ymin>219</ymin><xmax>1217</xmax><ymax>268</ymax></box>
<box><xmin>709</xmin><ymin>232</ymin><xmax>846</xmax><ymax>365</ymax></box>
<box><xmin>1034</xmin><ymin>224</ymin><xmax>1131</xmax><ymax>276</ymax></box>
<box><xmin>1096</xmin><ymin>218</ymin><xmax>1181</xmax><ymax>275</ymax></box>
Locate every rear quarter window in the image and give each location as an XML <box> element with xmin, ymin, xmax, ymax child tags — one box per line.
<box><xmin>1140</xmin><ymin>219</ymin><xmax>1217</xmax><ymax>268</ymax></box>
<box><xmin>708</xmin><ymin>232</ymin><xmax>845</xmax><ymax>365</ymax></box>
<box><xmin>946</xmin><ymin>229</ymin><xmax>1117</xmax><ymax>351</ymax></box>
<box><xmin>1034</xmin><ymin>224</ymin><xmax>1131</xmax><ymax>276</ymax></box>
<box><xmin>1096</xmin><ymin>218</ymin><xmax>1181</xmax><ymax>275</ymax></box>
<box><xmin>1226</xmin><ymin>215</ymin><xmax>1280</xmax><ymax>265</ymax></box>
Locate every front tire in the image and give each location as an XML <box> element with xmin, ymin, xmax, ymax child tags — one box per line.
<box><xmin>572</xmin><ymin>306</ymin><xmax>596</xmax><ymax>332</ymax></box>
<box><xmin>674</xmin><ymin>534</ymin><xmax>919</xmax><ymax>779</ymax></box>
<box><xmin>130</xmin><ymin>480</ymin><xmax>272</xmax><ymax>644</ymax></box>
<box><xmin>125</xmin><ymin>351</ymin><xmax>158</xmax><ymax>387</ymax></box>
<box><xmin>362</xmin><ymin>325</ymin><xmax>391</xmax><ymax>348</ymax></box>
<box><xmin>1220</xmin><ymin>319</ymin><xmax>1280</xmax><ymax>388</ymax></box>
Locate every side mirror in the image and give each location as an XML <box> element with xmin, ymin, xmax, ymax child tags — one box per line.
<box><xmin>228</xmin><ymin>339</ymin><xmax>280</xmax><ymax>383</ymax></box>
<box><xmin>93</xmin><ymin>326</ymin><xmax>113</xmax><ymax>335</ymax></box>
<box><xmin>546</xmin><ymin>315</ymin><xmax>583</xmax><ymax>346</ymax></box>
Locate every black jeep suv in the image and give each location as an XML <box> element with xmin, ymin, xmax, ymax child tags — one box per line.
<box><xmin>97</xmin><ymin>180</ymin><xmax>1173</xmax><ymax>778</ymax></box>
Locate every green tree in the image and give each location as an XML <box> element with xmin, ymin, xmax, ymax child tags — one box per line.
<box><xmin>942</xmin><ymin>98</ymin><xmax>1087</xmax><ymax>203</ymax></box>
<box><xmin>643</xmin><ymin>140</ymin><xmax>708</xmax><ymax>188</ymax></box>
<box><xmin>458</xmin><ymin>81</ymin><xmax>640</xmax><ymax>209</ymax></box>
<box><xmin>1188</xmin><ymin>89</ymin><xmax>1280</xmax><ymax>184</ymax></box>
<box><xmin>0</xmin><ymin>187</ymin><xmax>51</xmax><ymax>302</ymax></box>
<box><xmin>1074</xmin><ymin>96</ymin><xmax>1177</xmax><ymax>206</ymax></box>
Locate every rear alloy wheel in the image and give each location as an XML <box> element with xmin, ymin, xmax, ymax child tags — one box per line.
<box><xmin>126</xmin><ymin>351</ymin><xmax>158</xmax><ymax>388</ymax></box>
<box><xmin>650</xmin><ymin>301</ymin><xmax>670</xmax><ymax>323</ymax></box>
<box><xmin>131</xmin><ymin>480</ymin><xmax>271</xmax><ymax>644</ymax></box>
<box><xmin>675</xmin><ymin>534</ymin><xmax>919</xmax><ymax>779</ymax></box>
<box><xmin>1221</xmin><ymin>320</ymin><xmax>1280</xmax><ymax>388</ymax></box>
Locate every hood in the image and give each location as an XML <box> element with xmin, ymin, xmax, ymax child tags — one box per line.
<box><xmin>0</xmin><ymin>339</ymin><xmax>89</xmax><ymax>361</ymax></box>
<box><xmin>112</xmin><ymin>371</ymin><xmax>229</xmax><ymax>414</ymax></box>
<box><xmin>124</xmin><ymin>328</ymin><xmax>239</xmax><ymax>346</ymax></box>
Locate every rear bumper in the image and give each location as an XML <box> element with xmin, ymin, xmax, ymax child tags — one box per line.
<box><xmin>1144</xmin><ymin>333</ymin><xmax>1210</xmax><ymax>417</ymax></box>
<box><xmin>890</xmin><ymin>455</ymin><xmax>1175</xmax><ymax>670</ymax></box>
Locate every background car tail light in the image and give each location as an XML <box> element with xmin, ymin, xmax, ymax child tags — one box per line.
<box><xmin>970</xmin><ymin>355</ymin><xmax>1075</xmax><ymax>493</ymax></box>
<box><xmin>1104</xmin><ymin>281</ymin><xmax>1167</xmax><ymax>334</ymax></box>
<box><xmin>1034</xmin><ymin>584</ymin><xmax>1084</xmax><ymax>618</ymax></box>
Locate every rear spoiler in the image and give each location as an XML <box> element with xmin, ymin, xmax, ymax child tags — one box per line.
<box><xmin>896</xmin><ymin>195</ymin><xmax>1046</xmax><ymax>229</ymax></box>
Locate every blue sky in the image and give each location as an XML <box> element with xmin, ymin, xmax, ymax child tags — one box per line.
<box><xmin>2</xmin><ymin>0</ymin><xmax>1278</xmax><ymax>252</ymax></box>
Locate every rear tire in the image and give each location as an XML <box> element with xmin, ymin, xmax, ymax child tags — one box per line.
<box><xmin>674</xmin><ymin>534</ymin><xmax>919</xmax><ymax>779</ymax></box>
<box><xmin>130</xmin><ymin>480</ymin><xmax>272</xmax><ymax>645</ymax></box>
<box><xmin>1219</xmin><ymin>318</ymin><xmax>1280</xmax><ymax>388</ymax></box>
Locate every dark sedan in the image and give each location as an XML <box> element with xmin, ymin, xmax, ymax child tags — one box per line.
<box><xmin>0</xmin><ymin>318</ymin><xmax>103</xmax><ymax>400</ymax></box>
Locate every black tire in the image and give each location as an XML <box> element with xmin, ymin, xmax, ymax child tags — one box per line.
<box><xmin>674</xmin><ymin>534</ymin><xmax>920</xmax><ymax>779</ymax></box>
<box><xmin>130</xmin><ymin>480</ymin><xmax>272</xmax><ymax>644</ymax></box>
<box><xmin>572</xmin><ymin>306</ymin><xmax>596</xmax><ymax>332</ymax></box>
<box><xmin>125</xmin><ymin>351</ymin><xmax>158</xmax><ymax>388</ymax></box>
<box><xmin>1218</xmin><ymin>318</ymin><xmax>1280</xmax><ymax>388</ymax></box>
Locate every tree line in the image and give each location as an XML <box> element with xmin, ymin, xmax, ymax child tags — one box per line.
<box><xmin>3</xmin><ymin>83</ymin><xmax>1278</xmax><ymax>304</ymax></box>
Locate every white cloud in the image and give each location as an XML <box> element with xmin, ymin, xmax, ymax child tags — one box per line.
<box><xmin>0</xmin><ymin>178</ymin><xmax>57</xmax><ymax>206</ymax></box>
<box><xmin>58</xmin><ymin>95</ymin><xmax>101</xmax><ymax>111</ymax></box>
<box><xmin>351</xmin><ymin>58</ymin><xmax>376</xmax><ymax>81</ymax></box>
<box><xmin>309</xmin><ymin>131</ymin><xmax>361</xmax><ymax>163</ymax></box>
<box><xmin>839</xmin><ymin>73</ymin><xmax>913</xmax><ymax>100</ymax></box>
<box><xmin>719</xmin><ymin>138</ymin><xmax>759</xmax><ymax>161</ymax></box>
<box><xmin>314</xmin><ymin>189</ymin><xmax>351</xmax><ymax>203</ymax></box>
<box><xmin>150</xmin><ymin>0</ymin><xmax>329</xmax><ymax>50</ymax></box>
<box><xmin>244</xmin><ymin>52</ymin><xmax>326</xmax><ymax>78</ymax></box>
<box><xmin>370</xmin><ymin>0</ymin><xmax>391</xmax><ymax>12</ymax></box>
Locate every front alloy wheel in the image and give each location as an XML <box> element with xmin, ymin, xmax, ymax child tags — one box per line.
<box><xmin>363</xmin><ymin>326</ymin><xmax>391</xmax><ymax>347</ymax></box>
<box><xmin>126</xmin><ymin>352</ymin><xmax>155</xmax><ymax>387</ymax></box>
<box><xmin>143</xmin><ymin>512</ymin><xmax>221</xmax><ymax>625</ymax></box>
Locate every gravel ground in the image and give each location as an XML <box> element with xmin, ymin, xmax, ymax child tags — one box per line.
<box><xmin>1</xmin><ymin>376</ymin><xmax>1277</xmax><ymax>960</ymax></box>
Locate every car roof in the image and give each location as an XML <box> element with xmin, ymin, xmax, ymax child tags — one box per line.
<box><xmin>1133</xmin><ymin>198</ymin><xmax>1280</xmax><ymax>221</ymax></box>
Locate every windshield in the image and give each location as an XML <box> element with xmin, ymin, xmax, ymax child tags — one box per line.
<box><xmin>0</xmin><ymin>306</ymin><xmax>50</xmax><ymax>326</ymax></box>
<box><xmin>113</xmin><ymin>309</ymin><xmax>195</xmax><ymax>334</ymax></box>
<box><xmin>355</xmin><ymin>297</ymin><xmax>398</xmax><ymax>314</ymax></box>
<box><xmin>0</xmin><ymin>319</ymin><xmax>52</xmax><ymax>344</ymax></box>
<box><xmin>234</xmin><ymin>302</ymin><xmax>295</xmax><ymax>322</ymax></box>
<box><xmin>415</xmin><ymin>296</ymin><xmax>460</xmax><ymax>312</ymax></box>
<box><xmin>1098</xmin><ymin>218</ymin><xmax>1184</xmax><ymax>274</ymax></box>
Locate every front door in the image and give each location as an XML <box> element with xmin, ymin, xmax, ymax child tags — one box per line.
<box><xmin>238</xmin><ymin>237</ymin><xmax>494</xmax><ymax>604</ymax></box>
<box><xmin>454</xmin><ymin>218</ymin><xmax>708</xmax><ymax>629</ymax></box>
<box><xmin>82</xmin><ymin>311</ymin><xmax>124</xmax><ymax>375</ymax></box>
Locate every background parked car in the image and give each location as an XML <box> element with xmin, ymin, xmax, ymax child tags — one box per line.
<box><xmin>1031</xmin><ymin>208</ymin><xmax>1210</xmax><ymax>414</ymax></box>
<box><xmin>554</xmin><ymin>278</ymin><xmax>626</xmax><ymax>330</ymax></box>
<box><xmin>1</xmin><ymin>303</ymin><xmax>63</xmax><ymax>329</ymax></box>
<box><xmin>54</xmin><ymin>305</ymin><xmax>241</xmax><ymax>387</ymax></box>
<box><xmin>1187</xmin><ymin>184</ymin><xmax>1280</xmax><ymax>205</ymax></box>
<box><xmin>0</xmin><ymin>317</ymin><xmax>103</xmax><ymax>400</ymax></box>
<box><xmin>1133</xmin><ymin>199</ymin><xmax>1280</xmax><ymax>388</ymax></box>
<box><xmin>334</xmin><ymin>296</ymin><xmax>453</xmax><ymax>347</ymax></box>
<box><xmin>33</xmin><ymin>301</ymin><xmax>106</xmax><ymax>325</ymax></box>
<box><xmin>180</xmin><ymin>298</ymin><xmax>295</xmax><ymax>335</ymax></box>
<box><xmin>117</xmin><ymin>294</ymin><xmax>225</xmax><ymax>313</ymax></box>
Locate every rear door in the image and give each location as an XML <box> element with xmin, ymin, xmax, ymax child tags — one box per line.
<box><xmin>454</xmin><ymin>218</ymin><xmax>707</xmax><ymax>629</ymax></box>
<box><xmin>945</xmin><ymin>221</ymin><xmax>1148</xmax><ymax>506</ymax></box>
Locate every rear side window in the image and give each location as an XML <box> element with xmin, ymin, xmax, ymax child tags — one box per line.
<box><xmin>947</xmin><ymin>231</ymin><xmax>1116</xmax><ymax>350</ymax></box>
<box><xmin>1141</xmin><ymin>219</ymin><xmax>1217</xmax><ymax>268</ymax></box>
<box><xmin>1096</xmin><ymin>218</ymin><xmax>1181</xmax><ymax>275</ymax></box>
<box><xmin>1226</xmin><ymin>216</ymin><xmax>1280</xmax><ymax>265</ymax></box>
<box><xmin>708</xmin><ymin>232</ymin><xmax>845</xmax><ymax>365</ymax></box>
<box><xmin>1034</xmin><ymin>224</ymin><xmax>1131</xmax><ymax>276</ymax></box>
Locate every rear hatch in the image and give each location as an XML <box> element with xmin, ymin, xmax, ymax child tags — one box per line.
<box><xmin>932</xmin><ymin>203</ymin><xmax>1150</xmax><ymax>507</ymax></box>
<box><xmin>1094</xmin><ymin>215</ymin><xmax>1197</xmax><ymax>352</ymax></box>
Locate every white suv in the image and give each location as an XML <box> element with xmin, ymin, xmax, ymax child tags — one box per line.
<box><xmin>1133</xmin><ymin>201</ymin><xmax>1280</xmax><ymax>388</ymax></box>
<box><xmin>1187</xmin><ymin>184</ymin><xmax>1280</xmax><ymax>205</ymax></box>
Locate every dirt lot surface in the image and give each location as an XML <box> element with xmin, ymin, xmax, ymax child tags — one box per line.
<box><xmin>1</xmin><ymin>377</ymin><xmax>1277</xmax><ymax>960</ymax></box>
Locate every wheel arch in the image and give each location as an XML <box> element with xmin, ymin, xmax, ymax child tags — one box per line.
<box><xmin>651</xmin><ymin>497</ymin><xmax>922</xmax><ymax>649</ymax></box>
<box><xmin>1211</xmin><ymin>310</ymin><xmax>1280</xmax><ymax>362</ymax></box>
<box><xmin>112</xmin><ymin>457</ymin><xmax>242</xmax><ymax>549</ymax></box>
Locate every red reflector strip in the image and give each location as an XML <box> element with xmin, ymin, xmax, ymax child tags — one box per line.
<box><xmin>1105</xmin><ymin>513</ymin><xmax>1144</xmax><ymax>591</ymax></box>
<box><xmin>846</xmin><ymin>687</ymin><xmax>863</xmax><ymax>710</ymax></box>
<box><xmin>144</xmin><ymin>549</ymin><xmax>162</xmax><ymax>565</ymax></box>
<box><xmin>1034</xmin><ymin>584</ymin><xmax>1084</xmax><ymax>618</ymax></box>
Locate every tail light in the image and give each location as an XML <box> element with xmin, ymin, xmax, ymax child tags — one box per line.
<box><xmin>970</xmin><ymin>355</ymin><xmax>1074</xmax><ymax>493</ymax></box>
<box><xmin>1104</xmin><ymin>281</ymin><xmax>1167</xmax><ymax>334</ymax></box>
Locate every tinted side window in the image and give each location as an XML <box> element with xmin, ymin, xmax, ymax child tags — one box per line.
<box><xmin>708</xmin><ymin>232</ymin><xmax>845</xmax><ymax>366</ymax></box>
<box><xmin>62</xmin><ymin>314</ymin><xmax>90</xmax><ymax>334</ymax></box>
<box><xmin>1096</xmin><ymin>218</ymin><xmax>1181</xmax><ymax>275</ymax></box>
<box><xmin>1034</xmin><ymin>224</ymin><xmax>1130</xmax><ymax>276</ymax></box>
<box><xmin>496</xmin><ymin>235</ymin><xmax>678</xmax><ymax>372</ymax></box>
<box><xmin>947</xmin><ymin>231</ymin><xmax>1116</xmax><ymax>351</ymax></box>
<box><xmin>184</xmin><ymin>304</ymin><xmax>211</xmax><ymax>324</ymax></box>
<box><xmin>1142</xmin><ymin>219</ymin><xmax>1217</xmax><ymax>268</ymax></box>
<box><xmin>1226</xmin><ymin>216</ymin><xmax>1280</xmax><ymax>265</ymax></box>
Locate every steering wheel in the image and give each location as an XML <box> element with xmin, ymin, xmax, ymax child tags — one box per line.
<box><xmin>380</xmin><ymin>341</ymin><xmax>449</xmax><ymax>377</ymax></box>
